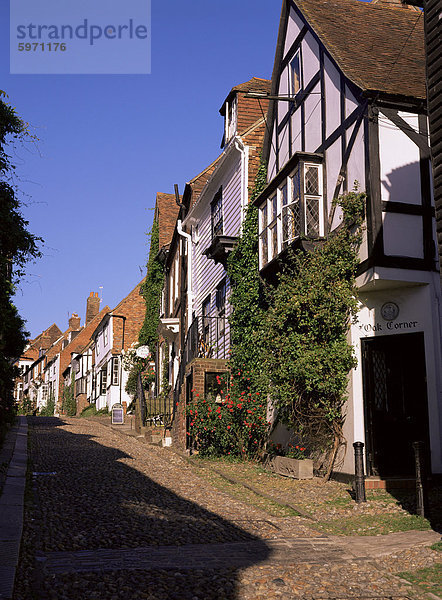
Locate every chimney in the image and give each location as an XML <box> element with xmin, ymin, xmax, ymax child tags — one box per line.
<box><xmin>69</xmin><ymin>313</ymin><xmax>81</xmax><ymax>330</ymax></box>
<box><xmin>86</xmin><ymin>291</ymin><xmax>100</xmax><ymax>325</ymax></box>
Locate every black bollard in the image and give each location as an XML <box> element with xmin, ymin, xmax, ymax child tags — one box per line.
<box><xmin>353</xmin><ymin>441</ymin><xmax>366</xmax><ymax>503</ymax></box>
<box><xmin>413</xmin><ymin>441</ymin><xmax>428</xmax><ymax>518</ymax></box>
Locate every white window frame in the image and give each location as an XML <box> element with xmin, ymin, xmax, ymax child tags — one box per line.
<box><xmin>111</xmin><ymin>356</ymin><xmax>119</xmax><ymax>386</ymax></box>
<box><xmin>258</xmin><ymin>161</ymin><xmax>324</xmax><ymax>269</ymax></box>
<box><xmin>100</xmin><ymin>368</ymin><xmax>107</xmax><ymax>395</ymax></box>
<box><xmin>225</xmin><ymin>96</ymin><xmax>237</xmax><ymax>143</ymax></box>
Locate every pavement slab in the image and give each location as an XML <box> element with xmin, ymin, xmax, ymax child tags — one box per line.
<box><xmin>0</xmin><ymin>418</ymin><xmax>27</xmax><ymax>600</ymax></box>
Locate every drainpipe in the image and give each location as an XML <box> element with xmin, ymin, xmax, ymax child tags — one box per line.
<box><xmin>234</xmin><ymin>137</ymin><xmax>249</xmax><ymax>226</ymax></box>
<box><xmin>177</xmin><ymin>220</ymin><xmax>193</xmax><ymax>333</ymax></box>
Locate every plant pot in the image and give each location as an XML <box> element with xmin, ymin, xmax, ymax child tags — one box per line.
<box><xmin>266</xmin><ymin>455</ymin><xmax>314</xmax><ymax>479</ymax></box>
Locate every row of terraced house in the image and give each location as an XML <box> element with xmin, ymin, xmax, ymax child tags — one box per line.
<box><xmin>144</xmin><ymin>0</ymin><xmax>442</xmax><ymax>482</ymax></box>
<box><xmin>14</xmin><ymin>285</ymin><xmax>146</xmax><ymax>416</ymax></box>
<box><xmin>15</xmin><ymin>0</ymin><xmax>442</xmax><ymax>482</ymax></box>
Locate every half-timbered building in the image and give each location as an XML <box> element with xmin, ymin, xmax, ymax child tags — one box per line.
<box><xmin>256</xmin><ymin>0</ymin><xmax>442</xmax><ymax>479</ymax></box>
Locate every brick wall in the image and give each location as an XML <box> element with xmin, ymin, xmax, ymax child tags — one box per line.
<box><xmin>112</xmin><ymin>282</ymin><xmax>146</xmax><ymax>353</ymax></box>
<box><xmin>171</xmin><ymin>358</ymin><xmax>229</xmax><ymax>450</ymax></box>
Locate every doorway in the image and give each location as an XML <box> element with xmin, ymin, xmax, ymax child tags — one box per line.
<box><xmin>361</xmin><ymin>332</ymin><xmax>430</xmax><ymax>477</ymax></box>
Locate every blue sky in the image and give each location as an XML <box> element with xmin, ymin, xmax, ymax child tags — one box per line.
<box><xmin>2</xmin><ymin>0</ymin><xmax>282</xmax><ymax>338</ymax></box>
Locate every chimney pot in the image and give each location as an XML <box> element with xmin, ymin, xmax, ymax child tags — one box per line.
<box><xmin>68</xmin><ymin>313</ymin><xmax>81</xmax><ymax>330</ymax></box>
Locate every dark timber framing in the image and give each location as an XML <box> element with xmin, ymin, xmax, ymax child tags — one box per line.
<box><xmin>423</xmin><ymin>0</ymin><xmax>442</xmax><ymax>281</ymax></box>
<box><xmin>262</xmin><ymin>0</ymin><xmax>438</xmax><ymax>277</ymax></box>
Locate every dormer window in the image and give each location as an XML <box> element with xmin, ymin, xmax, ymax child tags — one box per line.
<box><xmin>225</xmin><ymin>96</ymin><xmax>237</xmax><ymax>143</ymax></box>
<box><xmin>289</xmin><ymin>50</ymin><xmax>302</xmax><ymax>96</ymax></box>
<box><xmin>259</xmin><ymin>159</ymin><xmax>324</xmax><ymax>269</ymax></box>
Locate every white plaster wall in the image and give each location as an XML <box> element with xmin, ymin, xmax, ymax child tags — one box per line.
<box><xmin>346</xmin><ymin>120</ymin><xmax>366</xmax><ymax>193</ymax></box>
<box><xmin>283</xmin><ymin>7</ymin><xmax>304</xmax><ymax>57</ymax></box>
<box><xmin>268</xmin><ymin>129</ymin><xmax>277</xmax><ymax>182</ymax></box>
<box><xmin>325</xmin><ymin>138</ymin><xmax>342</xmax><ymax>225</ymax></box>
<box><xmin>345</xmin><ymin>85</ymin><xmax>358</xmax><ymax>119</ymax></box>
<box><xmin>302</xmin><ymin>31</ymin><xmax>320</xmax><ymax>88</ymax></box>
<box><xmin>278</xmin><ymin>66</ymin><xmax>289</xmax><ymax>126</ymax></box>
<box><xmin>379</xmin><ymin>113</ymin><xmax>421</xmax><ymax>204</ymax></box>
<box><xmin>278</xmin><ymin>123</ymin><xmax>290</xmax><ymax>168</ymax></box>
<box><xmin>304</xmin><ymin>82</ymin><xmax>321</xmax><ymax>153</ymax></box>
<box><xmin>324</xmin><ymin>56</ymin><xmax>341</xmax><ymax>139</ymax></box>
<box><xmin>382</xmin><ymin>213</ymin><xmax>424</xmax><ymax>258</ymax></box>
<box><xmin>342</xmin><ymin>276</ymin><xmax>442</xmax><ymax>475</ymax></box>
<box><xmin>291</xmin><ymin>109</ymin><xmax>302</xmax><ymax>154</ymax></box>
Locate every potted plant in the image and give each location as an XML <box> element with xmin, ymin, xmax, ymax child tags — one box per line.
<box><xmin>266</xmin><ymin>443</ymin><xmax>314</xmax><ymax>479</ymax></box>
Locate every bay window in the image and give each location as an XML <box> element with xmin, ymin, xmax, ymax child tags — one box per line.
<box><xmin>259</xmin><ymin>160</ymin><xmax>324</xmax><ymax>269</ymax></box>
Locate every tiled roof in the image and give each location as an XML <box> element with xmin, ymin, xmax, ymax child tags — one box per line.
<box><xmin>67</xmin><ymin>306</ymin><xmax>110</xmax><ymax>355</ymax></box>
<box><xmin>220</xmin><ymin>78</ymin><xmax>272</xmax><ymax>114</ymax></box>
<box><xmin>294</xmin><ymin>0</ymin><xmax>425</xmax><ymax>99</ymax></box>
<box><xmin>231</xmin><ymin>77</ymin><xmax>272</xmax><ymax>95</ymax></box>
<box><xmin>187</xmin><ymin>155</ymin><xmax>223</xmax><ymax>207</ymax></box>
<box><xmin>156</xmin><ymin>193</ymin><xmax>180</xmax><ymax>250</ymax></box>
<box><xmin>29</xmin><ymin>323</ymin><xmax>62</xmax><ymax>350</ymax></box>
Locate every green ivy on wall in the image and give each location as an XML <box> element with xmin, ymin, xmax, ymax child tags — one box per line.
<box><xmin>138</xmin><ymin>217</ymin><xmax>164</xmax><ymax>351</ymax></box>
<box><xmin>227</xmin><ymin>161</ymin><xmax>270</xmax><ymax>397</ymax></box>
<box><xmin>264</xmin><ymin>189</ymin><xmax>366</xmax><ymax>477</ymax></box>
<box><xmin>62</xmin><ymin>373</ymin><xmax>77</xmax><ymax>417</ymax></box>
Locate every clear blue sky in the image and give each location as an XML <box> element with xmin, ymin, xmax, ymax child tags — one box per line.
<box><xmin>2</xmin><ymin>0</ymin><xmax>282</xmax><ymax>338</ymax></box>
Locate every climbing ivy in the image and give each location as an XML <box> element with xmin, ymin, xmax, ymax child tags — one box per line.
<box><xmin>264</xmin><ymin>188</ymin><xmax>366</xmax><ymax>477</ymax></box>
<box><xmin>138</xmin><ymin>218</ymin><xmax>164</xmax><ymax>351</ymax></box>
<box><xmin>226</xmin><ymin>161</ymin><xmax>270</xmax><ymax>397</ymax></box>
<box><xmin>62</xmin><ymin>373</ymin><xmax>76</xmax><ymax>416</ymax></box>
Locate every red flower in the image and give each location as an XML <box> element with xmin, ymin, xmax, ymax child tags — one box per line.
<box><xmin>227</xmin><ymin>425</ymin><xmax>231</xmax><ymax>429</ymax></box>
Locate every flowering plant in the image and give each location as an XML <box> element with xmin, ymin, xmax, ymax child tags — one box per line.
<box><xmin>268</xmin><ymin>440</ymin><xmax>308</xmax><ymax>460</ymax></box>
<box><xmin>186</xmin><ymin>371</ymin><xmax>269</xmax><ymax>460</ymax></box>
<box><xmin>285</xmin><ymin>444</ymin><xmax>307</xmax><ymax>460</ymax></box>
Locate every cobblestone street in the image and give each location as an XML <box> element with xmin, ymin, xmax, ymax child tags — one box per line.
<box><xmin>11</xmin><ymin>417</ymin><xmax>441</xmax><ymax>600</ymax></box>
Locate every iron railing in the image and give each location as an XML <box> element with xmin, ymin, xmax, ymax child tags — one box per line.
<box><xmin>137</xmin><ymin>372</ymin><xmax>174</xmax><ymax>428</ymax></box>
<box><xmin>172</xmin><ymin>315</ymin><xmax>229</xmax><ymax>420</ymax></box>
<box><xmin>140</xmin><ymin>316</ymin><xmax>229</xmax><ymax>428</ymax></box>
